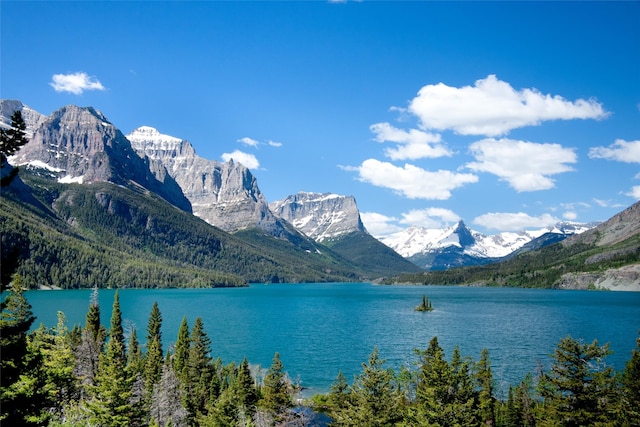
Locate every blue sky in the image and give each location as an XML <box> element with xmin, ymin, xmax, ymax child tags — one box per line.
<box><xmin>2</xmin><ymin>1</ymin><xmax>639</xmax><ymax>236</ymax></box>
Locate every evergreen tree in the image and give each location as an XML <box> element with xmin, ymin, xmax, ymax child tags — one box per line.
<box><xmin>0</xmin><ymin>275</ymin><xmax>39</xmax><ymax>424</ymax></box>
<box><xmin>538</xmin><ymin>336</ymin><xmax>616</xmax><ymax>426</ymax></box>
<box><xmin>173</xmin><ymin>316</ymin><xmax>190</xmax><ymax>378</ymax></box>
<box><xmin>236</xmin><ymin>356</ymin><xmax>259</xmax><ymax>419</ymax></box>
<box><xmin>476</xmin><ymin>348</ymin><xmax>495</xmax><ymax>426</ymax></box>
<box><xmin>127</xmin><ymin>326</ymin><xmax>147</xmax><ymax>427</ymax></box>
<box><xmin>260</xmin><ymin>352</ymin><xmax>293</xmax><ymax>424</ymax></box>
<box><xmin>144</xmin><ymin>302</ymin><xmax>164</xmax><ymax>395</ymax></box>
<box><xmin>621</xmin><ymin>334</ymin><xmax>640</xmax><ymax>426</ymax></box>
<box><xmin>0</xmin><ymin>109</ymin><xmax>28</xmax><ymax>162</ymax></box>
<box><xmin>186</xmin><ymin>316</ymin><xmax>214</xmax><ymax>420</ymax></box>
<box><xmin>331</xmin><ymin>348</ymin><xmax>402</xmax><ymax>427</ymax></box>
<box><xmin>87</xmin><ymin>291</ymin><xmax>136</xmax><ymax>426</ymax></box>
<box><xmin>328</xmin><ymin>370</ymin><xmax>350</xmax><ymax>412</ymax></box>
<box><xmin>74</xmin><ymin>287</ymin><xmax>105</xmax><ymax>398</ymax></box>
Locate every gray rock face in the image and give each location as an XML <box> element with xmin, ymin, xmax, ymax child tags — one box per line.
<box><xmin>127</xmin><ymin>126</ymin><xmax>287</xmax><ymax>234</ymax></box>
<box><xmin>269</xmin><ymin>192</ymin><xmax>366</xmax><ymax>242</ymax></box>
<box><xmin>9</xmin><ymin>105</ymin><xmax>191</xmax><ymax>212</ymax></box>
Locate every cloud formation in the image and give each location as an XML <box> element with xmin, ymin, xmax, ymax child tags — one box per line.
<box><xmin>238</xmin><ymin>137</ymin><xmax>259</xmax><ymax>147</ymax></box>
<box><xmin>360</xmin><ymin>212</ymin><xmax>403</xmax><ymax>237</ymax></box>
<box><xmin>473</xmin><ymin>211</ymin><xmax>559</xmax><ymax>231</ymax></box>
<box><xmin>221</xmin><ymin>150</ymin><xmax>260</xmax><ymax>169</ymax></box>
<box><xmin>356</xmin><ymin>158</ymin><xmax>478</xmax><ymax>200</ymax></box>
<box><xmin>50</xmin><ymin>72</ymin><xmax>105</xmax><ymax>95</ymax></box>
<box><xmin>466</xmin><ymin>138</ymin><xmax>577</xmax><ymax>192</ymax></box>
<box><xmin>370</xmin><ymin>122</ymin><xmax>450</xmax><ymax>160</ymax></box>
<box><xmin>408</xmin><ymin>75</ymin><xmax>607</xmax><ymax>136</ymax></box>
<box><xmin>589</xmin><ymin>139</ymin><xmax>640</xmax><ymax>163</ymax></box>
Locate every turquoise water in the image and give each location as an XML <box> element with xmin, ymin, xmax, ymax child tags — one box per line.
<box><xmin>25</xmin><ymin>283</ymin><xmax>640</xmax><ymax>397</ymax></box>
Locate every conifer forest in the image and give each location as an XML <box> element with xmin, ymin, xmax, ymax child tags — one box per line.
<box><xmin>2</xmin><ymin>277</ymin><xmax>639</xmax><ymax>427</ymax></box>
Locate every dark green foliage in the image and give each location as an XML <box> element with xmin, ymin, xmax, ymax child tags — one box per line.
<box><xmin>1</xmin><ymin>170</ymin><xmax>372</xmax><ymax>288</ymax></box>
<box><xmin>144</xmin><ymin>302</ymin><xmax>164</xmax><ymax>395</ymax></box>
<box><xmin>538</xmin><ymin>336</ymin><xmax>616</xmax><ymax>426</ymax></box>
<box><xmin>622</xmin><ymin>334</ymin><xmax>640</xmax><ymax>425</ymax></box>
<box><xmin>260</xmin><ymin>352</ymin><xmax>293</xmax><ymax>422</ymax></box>
<box><xmin>0</xmin><ymin>110</ymin><xmax>28</xmax><ymax>160</ymax></box>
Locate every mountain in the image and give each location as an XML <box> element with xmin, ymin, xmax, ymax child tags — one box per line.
<box><xmin>269</xmin><ymin>192</ymin><xmax>366</xmax><ymax>241</ymax></box>
<box><xmin>270</xmin><ymin>192</ymin><xmax>423</xmax><ymax>276</ymax></box>
<box><xmin>127</xmin><ymin>126</ymin><xmax>296</xmax><ymax>238</ymax></box>
<box><xmin>380</xmin><ymin>220</ymin><xmax>594</xmax><ymax>270</ymax></box>
<box><xmin>0</xmin><ymin>100</ymin><xmax>47</xmax><ymax>137</ymax></box>
<box><xmin>390</xmin><ymin>201</ymin><xmax>640</xmax><ymax>291</ymax></box>
<box><xmin>4</xmin><ymin>102</ymin><xmax>191</xmax><ymax>212</ymax></box>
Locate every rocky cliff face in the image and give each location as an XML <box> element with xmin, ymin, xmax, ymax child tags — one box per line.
<box><xmin>0</xmin><ymin>100</ymin><xmax>47</xmax><ymax>138</ymax></box>
<box><xmin>7</xmin><ymin>104</ymin><xmax>191</xmax><ymax>212</ymax></box>
<box><xmin>127</xmin><ymin>126</ymin><xmax>288</xmax><ymax>235</ymax></box>
<box><xmin>269</xmin><ymin>192</ymin><xmax>366</xmax><ymax>242</ymax></box>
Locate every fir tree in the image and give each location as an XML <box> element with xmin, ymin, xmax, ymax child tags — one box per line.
<box><xmin>621</xmin><ymin>334</ymin><xmax>640</xmax><ymax>426</ymax></box>
<box><xmin>186</xmin><ymin>317</ymin><xmax>214</xmax><ymax>420</ymax></box>
<box><xmin>144</xmin><ymin>302</ymin><xmax>164</xmax><ymax>395</ymax></box>
<box><xmin>236</xmin><ymin>356</ymin><xmax>258</xmax><ymax>419</ymax></box>
<box><xmin>87</xmin><ymin>291</ymin><xmax>135</xmax><ymax>426</ymax></box>
<box><xmin>0</xmin><ymin>275</ymin><xmax>39</xmax><ymax>424</ymax></box>
<box><xmin>260</xmin><ymin>352</ymin><xmax>293</xmax><ymax>424</ymax></box>
<box><xmin>0</xmin><ymin>109</ymin><xmax>28</xmax><ymax>164</ymax></box>
<box><xmin>538</xmin><ymin>335</ymin><xmax>616</xmax><ymax>426</ymax></box>
<box><xmin>173</xmin><ymin>316</ymin><xmax>190</xmax><ymax>377</ymax></box>
<box><xmin>476</xmin><ymin>348</ymin><xmax>495</xmax><ymax>426</ymax></box>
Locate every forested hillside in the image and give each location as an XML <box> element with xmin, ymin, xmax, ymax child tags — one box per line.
<box><xmin>0</xmin><ymin>169</ymin><xmax>369</xmax><ymax>289</ymax></box>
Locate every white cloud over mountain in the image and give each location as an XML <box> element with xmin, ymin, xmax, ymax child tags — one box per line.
<box><xmin>50</xmin><ymin>72</ymin><xmax>105</xmax><ymax>95</ymax></box>
<box><xmin>408</xmin><ymin>75</ymin><xmax>607</xmax><ymax>136</ymax></box>
<box><xmin>221</xmin><ymin>150</ymin><xmax>260</xmax><ymax>169</ymax></box>
<box><xmin>399</xmin><ymin>207</ymin><xmax>461</xmax><ymax>227</ymax></box>
<box><xmin>466</xmin><ymin>138</ymin><xmax>577</xmax><ymax>192</ymax></box>
<box><xmin>355</xmin><ymin>158</ymin><xmax>478</xmax><ymax>200</ymax></box>
<box><xmin>589</xmin><ymin>139</ymin><xmax>640</xmax><ymax>163</ymax></box>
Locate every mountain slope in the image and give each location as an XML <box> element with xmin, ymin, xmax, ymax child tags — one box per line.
<box><xmin>270</xmin><ymin>191</ymin><xmax>422</xmax><ymax>276</ymax></box>
<box><xmin>1</xmin><ymin>169</ymin><xmax>369</xmax><ymax>288</ymax></box>
<box><xmin>390</xmin><ymin>202</ymin><xmax>640</xmax><ymax>290</ymax></box>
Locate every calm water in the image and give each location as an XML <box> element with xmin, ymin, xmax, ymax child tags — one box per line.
<box><xmin>25</xmin><ymin>283</ymin><xmax>640</xmax><ymax>397</ymax></box>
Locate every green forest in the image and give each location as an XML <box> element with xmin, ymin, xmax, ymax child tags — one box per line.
<box><xmin>2</xmin><ymin>277</ymin><xmax>639</xmax><ymax>427</ymax></box>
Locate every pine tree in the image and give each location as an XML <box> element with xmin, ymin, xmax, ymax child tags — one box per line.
<box><xmin>0</xmin><ymin>109</ymin><xmax>28</xmax><ymax>162</ymax></box>
<box><xmin>328</xmin><ymin>370</ymin><xmax>350</xmax><ymax>411</ymax></box>
<box><xmin>0</xmin><ymin>275</ymin><xmax>39</xmax><ymax>424</ymax></box>
<box><xmin>476</xmin><ymin>348</ymin><xmax>495</xmax><ymax>426</ymax></box>
<box><xmin>331</xmin><ymin>348</ymin><xmax>402</xmax><ymax>427</ymax></box>
<box><xmin>260</xmin><ymin>352</ymin><xmax>293</xmax><ymax>424</ymax></box>
<box><xmin>173</xmin><ymin>316</ymin><xmax>190</xmax><ymax>378</ymax></box>
<box><xmin>87</xmin><ymin>290</ymin><xmax>135</xmax><ymax>426</ymax></box>
<box><xmin>538</xmin><ymin>335</ymin><xmax>616</xmax><ymax>426</ymax></box>
<box><xmin>621</xmin><ymin>334</ymin><xmax>640</xmax><ymax>426</ymax></box>
<box><xmin>186</xmin><ymin>317</ymin><xmax>214</xmax><ymax>419</ymax></box>
<box><xmin>144</xmin><ymin>302</ymin><xmax>164</xmax><ymax>395</ymax></box>
<box><xmin>236</xmin><ymin>356</ymin><xmax>259</xmax><ymax>419</ymax></box>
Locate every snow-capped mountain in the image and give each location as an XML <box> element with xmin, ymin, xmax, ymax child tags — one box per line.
<box><xmin>380</xmin><ymin>220</ymin><xmax>595</xmax><ymax>270</ymax></box>
<box><xmin>0</xmin><ymin>100</ymin><xmax>47</xmax><ymax>138</ymax></box>
<box><xmin>269</xmin><ymin>192</ymin><xmax>366</xmax><ymax>242</ymax></box>
<box><xmin>127</xmin><ymin>126</ymin><xmax>292</xmax><ymax>236</ymax></box>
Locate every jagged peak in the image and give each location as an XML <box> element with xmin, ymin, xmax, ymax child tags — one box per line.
<box><xmin>127</xmin><ymin>126</ymin><xmax>184</xmax><ymax>146</ymax></box>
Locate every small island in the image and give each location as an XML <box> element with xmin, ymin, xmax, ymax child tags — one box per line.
<box><xmin>415</xmin><ymin>294</ymin><xmax>434</xmax><ymax>312</ymax></box>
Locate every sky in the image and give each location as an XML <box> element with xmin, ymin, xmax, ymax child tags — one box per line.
<box><xmin>2</xmin><ymin>1</ymin><xmax>639</xmax><ymax>237</ymax></box>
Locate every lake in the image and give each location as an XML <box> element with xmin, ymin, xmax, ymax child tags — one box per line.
<box><xmin>25</xmin><ymin>283</ymin><xmax>640</xmax><ymax>398</ymax></box>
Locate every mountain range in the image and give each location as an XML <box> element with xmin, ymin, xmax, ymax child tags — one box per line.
<box><xmin>2</xmin><ymin>99</ymin><xmax>638</xmax><ymax>290</ymax></box>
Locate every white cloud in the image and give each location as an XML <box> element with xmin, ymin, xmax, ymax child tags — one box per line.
<box><xmin>50</xmin><ymin>72</ymin><xmax>105</xmax><ymax>95</ymax></box>
<box><xmin>466</xmin><ymin>138</ymin><xmax>577</xmax><ymax>192</ymax></box>
<box><xmin>589</xmin><ymin>139</ymin><xmax>640</xmax><ymax>163</ymax></box>
<box><xmin>221</xmin><ymin>150</ymin><xmax>260</xmax><ymax>169</ymax></box>
<box><xmin>626</xmin><ymin>186</ymin><xmax>640</xmax><ymax>200</ymax></box>
<box><xmin>370</xmin><ymin>122</ymin><xmax>450</xmax><ymax>160</ymax></box>
<box><xmin>268</xmin><ymin>140</ymin><xmax>283</xmax><ymax>148</ymax></box>
<box><xmin>473</xmin><ymin>212</ymin><xmax>560</xmax><ymax>231</ymax></box>
<box><xmin>355</xmin><ymin>158</ymin><xmax>478</xmax><ymax>200</ymax></box>
<box><xmin>238</xmin><ymin>137</ymin><xmax>259</xmax><ymax>147</ymax></box>
<box><xmin>408</xmin><ymin>74</ymin><xmax>607</xmax><ymax>136</ymax></box>
<box><xmin>399</xmin><ymin>207</ymin><xmax>461</xmax><ymax>228</ymax></box>
<box><xmin>563</xmin><ymin>211</ymin><xmax>578</xmax><ymax>221</ymax></box>
<box><xmin>360</xmin><ymin>212</ymin><xmax>403</xmax><ymax>237</ymax></box>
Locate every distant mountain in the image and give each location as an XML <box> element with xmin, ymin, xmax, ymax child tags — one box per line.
<box><xmin>390</xmin><ymin>201</ymin><xmax>640</xmax><ymax>291</ymax></box>
<box><xmin>4</xmin><ymin>102</ymin><xmax>191</xmax><ymax>212</ymax></box>
<box><xmin>270</xmin><ymin>191</ymin><xmax>423</xmax><ymax>276</ymax></box>
<box><xmin>0</xmin><ymin>100</ymin><xmax>47</xmax><ymax>138</ymax></box>
<box><xmin>380</xmin><ymin>220</ymin><xmax>594</xmax><ymax>270</ymax></box>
